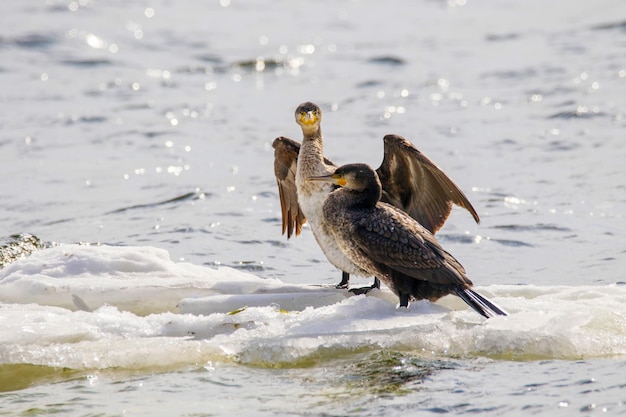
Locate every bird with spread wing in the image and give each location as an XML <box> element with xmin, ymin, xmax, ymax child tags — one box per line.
<box><xmin>272</xmin><ymin>102</ymin><xmax>479</xmax><ymax>293</ymax></box>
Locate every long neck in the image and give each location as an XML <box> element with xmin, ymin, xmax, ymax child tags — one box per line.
<box><xmin>298</xmin><ymin>126</ymin><xmax>325</xmax><ymax>178</ymax></box>
<box><xmin>300</xmin><ymin>126</ymin><xmax>323</xmax><ymax>157</ymax></box>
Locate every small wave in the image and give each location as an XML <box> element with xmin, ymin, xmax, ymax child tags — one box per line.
<box><xmin>590</xmin><ymin>20</ymin><xmax>626</xmax><ymax>31</ymax></box>
<box><xmin>232</xmin><ymin>57</ymin><xmax>294</xmax><ymax>72</ymax></box>
<box><xmin>59</xmin><ymin>58</ymin><xmax>113</xmax><ymax>68</ymax></box>
<box><xmin>548</xmin><ymin>109</ymin><xmax>605</xmax><ymax>119</ymax></box>
<box><xmin>356</xmin><ymin>80</ymin><xmax>384</xmax><ymax>88</ymax></box>
<box><xmin>485</xmin><ymin>33</ymin><xmax>520</xmax><ymax>42</ymax></box>
<box><xmin>544</xmin><ymin>140</ymin><xmax>581</xmax><ymax>151</ymax></box>
<box><xmin>107</xmin><ymin>191</ymin><xmax>209</xmax><ymax>214</ymax></box>
<box><xmin>439</xmin><ymin>233</ymin><xmax>533</xmax><ymax>248</ymax></box>
<box><xmin>195</xmin><ymin>54</ymin><xmax>224</xmax><ymax>65</ymax></box>
<box><xmin>63</xmin><ymin>115</ymin><xmax>108</xmax><ymax>125</ymax></box>
<box><xmin>489</xmin><ymin>238</ymin><xmax>533</xmax><ymax>248</ymax></box>
<box><xmin>229</xmin><ymin>260</ymin><xmax>266</xmax><ymax>272</ymax></box>
<box><xmin>367</xmin><ymin>56</ymin><xmax>406</xmax><ymax>66</ymax></box>
<box><xmin>10</xmin><ymin>34</ymin><xmax>57</xmax><ymax>49</ymax></box>
<box><xmin>482</xmin><ymin>68</ymin><xmax>537</xmax><ymax>80</ymax></box>
<box><xmin>492</xmin><ymin>223</ymin><xmax>572</xmax><ymax>233</ymax></box>
<box><xmin>179</xmin><ymin>56</ymin><xmax>300</xmax><ymax>75</ymax></box>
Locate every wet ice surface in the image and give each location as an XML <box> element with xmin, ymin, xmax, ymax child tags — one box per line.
<box><xmin>1</xmin><ymin>0</ymin><xmax>625</xmax><ymax>415</ymax></box>
<box><xmin>1</xmin><ymin>244</ymin><xmax>626</xmax><ymax>369</ymax></box>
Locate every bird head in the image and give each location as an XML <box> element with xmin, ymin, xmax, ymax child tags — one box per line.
<box><xmin>294</xmin><ymin>102</ymin><xmax>321</xmax><ymax>133</ymax></box>
<box><xmin>307</xmin><ymin>163</ymin><xmax>381</xmax><ymax>194</ymax></box>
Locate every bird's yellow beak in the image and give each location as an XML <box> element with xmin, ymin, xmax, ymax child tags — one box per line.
<box><xmin>300</xmin><ymin>111</ymin><xmax>318</xmax><ymax>126</ymax></box>
<box><xmin>306</xmin><ymin>174</ymin><xmax>347</xmax><ymax>187</ymax></box>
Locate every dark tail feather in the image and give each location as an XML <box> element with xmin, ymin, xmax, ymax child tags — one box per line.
<box><xmin>469</xmin><ymin>289</ymin><xmax>509</xmax><ymax>317</ymax></box>
<box><xmin>454</xmin><ymin>287</ymin><xmax>509</xmax><ymax>318</ymax></box>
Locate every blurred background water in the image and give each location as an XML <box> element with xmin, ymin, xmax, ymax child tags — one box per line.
<box><xmin>1</xmin><ymin>0</ymin><xmax>625</xmax><ymax>415</ymax></box>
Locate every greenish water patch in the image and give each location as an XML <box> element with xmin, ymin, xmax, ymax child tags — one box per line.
<box><xmin>0</xmin><ymin>364</ymin><xmax>215</xmax><ymax>394</ymax></box>
<box><xmin>0</xmin><ymin>364</ymin><xmax>81</xmax><ymax>393</ymax></box>
<box><xmin>339</xmin><ymin>351</ymin><xmax>458</xmax><ymax>397</ymax></box>
<box><xmin>280</xmin><ymin>350</ymin><xmax>461</xmax><ymax>413</ymax></box>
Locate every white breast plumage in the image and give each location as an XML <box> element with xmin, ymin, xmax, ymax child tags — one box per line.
<box><xmin>295</xmin><ymin>154</ymin><xmax>366</xmax><ymax>276</ymax></box>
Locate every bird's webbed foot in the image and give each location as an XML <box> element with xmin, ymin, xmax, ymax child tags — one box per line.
<box><xmin>348</xmin><ymin>277</ymin><xmax>381</xmax><ymax>295</ymax></box>
<box><xmin>335</xmin><ymin>271</ymin><xmax>350</xmax><ymax>289</ymax></box>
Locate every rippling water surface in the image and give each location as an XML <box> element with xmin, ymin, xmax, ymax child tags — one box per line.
<box><xmin>1</xmin><ymin>0</ymin><xmax>625</xmax><ymax>415</ymax></box>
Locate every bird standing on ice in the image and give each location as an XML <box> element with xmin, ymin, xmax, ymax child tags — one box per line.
<box><xmin>307</xmin><ymin>163</ymin><xmax>508</xmax><ymax>318</ymax></box>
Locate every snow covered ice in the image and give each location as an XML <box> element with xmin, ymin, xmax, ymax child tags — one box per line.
<box><xmin>1</xmin><ymin>244</ymin><xmax>625</xmax><ymax>372</ymax></box>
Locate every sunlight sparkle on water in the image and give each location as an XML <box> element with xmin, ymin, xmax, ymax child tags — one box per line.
<box><xmin>86</xmin><ymin>33</ymin><xmax>105</xmax><ymax>49</ymax></box>
<box><xmin>147</xmin><ymin>69</ymin><xmax>171</xmax><ymax>79</ymax></box>
<box><xmin>68</xmin><ymin>0</ymin><xmax>89</xmax><ymax>12</ymax></box>
<box><xmin>504</xmin><ymin>196</ymin><xmax>526</xmax><ymax>209</ymax></box>
<box><xmin>298</xmin><ymin>44</ymin><xmax>315</xmax><ymax>54</ymax></box>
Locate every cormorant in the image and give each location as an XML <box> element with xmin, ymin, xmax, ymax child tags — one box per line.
<box><xmin>307</xmin><ymin>163</ymin><xmax>508</xmax><ymax>318</ymax></box>
<box><xmin>273</xmin><ymin>102</ymin><xmax>479</xmax><ymax>292</ymax></box>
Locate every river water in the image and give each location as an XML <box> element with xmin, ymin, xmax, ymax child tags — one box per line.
<box><xmin>1</xmin><ymin>0</ymin><xmax>625</xmax><ymax>415</ymax></box>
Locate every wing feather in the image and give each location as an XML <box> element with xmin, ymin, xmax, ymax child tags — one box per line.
<box><xmin>377</xmin><ymin>134</ymin><xmax>480</xmax><ymax>234</ymax></box>
<box><xmin>273</xmin><ymin>137</ymin><xmax>305</xmax><ymax>238</ymax></box>
<box><xmin>350</xmin><ymin>206</ymin><xmax>468</xmax><ymax>286</ymax></box>
<box><xmin>272</xmin><ymin>136</ymin><xmax>336</xmax><ymax>238</ymax></box>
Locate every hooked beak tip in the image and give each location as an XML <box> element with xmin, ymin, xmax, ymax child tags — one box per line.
<box><xmin>306</xmin><ymin>175</ymin><xmax>330</xmax><ymax>183</ymax></box>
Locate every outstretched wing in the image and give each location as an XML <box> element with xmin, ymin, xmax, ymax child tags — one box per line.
<box><xmin>376</xmin><ymin>134</ymin><xmax>480</xmax><ymax>234</ymax></box>
<box><xmin>273</xmin><ymin>137</ymin><xmax>305</xmax><ymax>238</ymax></box>
<box><xmin>272</xmin><ymin>136</ymin><xmax>336</xmax><ymax>238</ymax></box>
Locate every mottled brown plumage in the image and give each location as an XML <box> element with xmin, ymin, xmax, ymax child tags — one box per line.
<box><xmin>308</xmin><ymin>163</ymin><xmax>508</xmax><ymax>318</ymax></box>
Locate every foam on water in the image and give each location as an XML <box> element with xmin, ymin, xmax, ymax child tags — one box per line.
<box><xmin>1</xmin><ymin>244</ymin><xmax>624</xmax><ymax>372</ymax></box>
